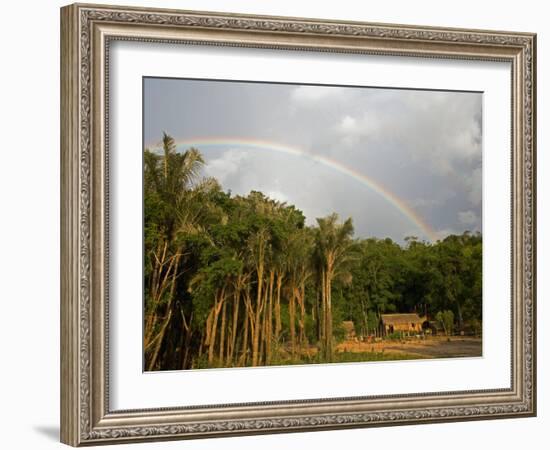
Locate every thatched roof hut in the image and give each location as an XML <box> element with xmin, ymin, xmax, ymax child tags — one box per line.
<box><xmin>380</xmin><ymin>313</ymin><xmax>425</xmax><ymax>335</ymax></box>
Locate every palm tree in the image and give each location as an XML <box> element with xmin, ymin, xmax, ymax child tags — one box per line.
<box><xmin>314</xmin><ymin>214</ymin><xmax>355</xmax><ymax>361</ymax></box>
<box><xmin>143</xmin><ymin>133</ymin><xmax>206</xmax><ymax>370</ymax></box>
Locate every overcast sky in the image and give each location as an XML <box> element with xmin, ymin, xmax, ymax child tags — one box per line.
<box><xmin>144</xmin><ymin>77</ymin><xmax>482</xmax><ymax>243</ymax></box>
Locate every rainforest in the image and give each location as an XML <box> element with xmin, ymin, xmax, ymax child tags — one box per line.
<box><xmin>144</xmin><ymin>133</ymin><xmax>482</xmax><ymax>371</ymax></box>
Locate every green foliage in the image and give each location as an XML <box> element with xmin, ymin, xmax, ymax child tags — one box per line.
<box><xmin>385</xmin><ymin>331</ymin><xmax>404</xmax><ymax>341</ymax></box>
<box><xmin>143</xmin><ymin>133</ymin><xmax>483</xmax><ymax>371</ymax></box>
<box><xmin>435</xmin><ymin>310</ymin><xmax>455</xmax><ymax>336</ymax></box>
<box><xmin>466</xmin><ymin>318</ymin><xmax>482</xmax><ymax>336</ymax></box>
<box><xmin>332</xmin><ymin>314</ymin><xmax>347</xmax><ymax>343</ymax></box>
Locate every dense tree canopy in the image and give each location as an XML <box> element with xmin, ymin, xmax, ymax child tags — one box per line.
<box><xmin>144</xmin><ymin>135</ymin><xmax>482</xmax><ymax>370</ymax></box>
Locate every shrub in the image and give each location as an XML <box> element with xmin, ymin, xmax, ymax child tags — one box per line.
<box><xmin>435</xmin><ymin>310</ymin><xmax>455</xmax><ymax>336</ymax></box>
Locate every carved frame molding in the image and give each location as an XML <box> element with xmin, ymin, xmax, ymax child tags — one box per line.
<box><xmin>61</xmin><ymin>3</ymin><xmax>536</xmax><ymax>446</ymax></box>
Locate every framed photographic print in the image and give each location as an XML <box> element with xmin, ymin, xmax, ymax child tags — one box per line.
<box><xmin>60</xmin><ymin>3</ymin><xmax>537</xmax><ymax>446</ymax></box>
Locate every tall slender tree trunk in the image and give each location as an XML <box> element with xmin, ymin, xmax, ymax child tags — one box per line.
<box><xmin>289</xmin><ymin>285</ymin><xmax>296</xmax><ymax>358</ymax></box>
<box><xmin>326</xmin><ymin>279</ymin><xmax>333</xmax><ymax>361</ymax></box>
<box><xmin>204</xmin><ymin>309</ymin><xmax>213</xmax><ymax>348</ymax></box>
<box><xmin>146</xmin><ymin>309</ymin><xmax>172</xmax><ymax>371</ymax></box>
<box><xmin>252</xmin><ymin>261</ymin><xmax>264</xmax><ymax>367</ymax></box>
<box><xmin>325</xmin><ymin>258</ymin><xmax>334</xmax><ymax>361</ymax></box>
<box><xmin>266</xmin><ymin>271</ymin><xmax>275</xmax><ymax>364</ymax></box>
<box><xmin>227</xmin><ymin>289</ymin><xmax>240</xmax><ymax>365</ymax></box>
<box><xmin>298</xmin><ymin>281</ymin><xmax>307</xmax><ymax>346</ymax></box>
<box><xmin>146</xmin><ymin>253</ymin><xmax>180</xmax><ymax>370</ymax></box>
<box><xmin>145</xmin><ymin>242</ymin><xmax>167</xmax><ymax>343</ymax></box>
<box><xmin>274</xmin><ymin>273</ymin><xmax>283</xmax><ymax>344</ymax></box>
<box><xmin>240</xmin><ymin>296</ymin><xmax>250</xmax><ymax>366</ymax></box>
<box><xmin>143</xmin><ymin>242</ymin><xmax>170</xmax><ymax>348</ymax></box>
<box><xmin>208</xmin><ymin>287</ymin><xmax>225</xmax><ymax>365</ymax></box>
<box><xmin>320</xmin><ymin>268</ymin><xmax>326</xmax><ymax>352</ymax></box>
<box><xmin>258</xmin><ymin>290</ymin><xmax>267</xmax><ymax>366</ymax></box>
<box><xmin>219</xmin><ymin>299</ymin><xmax>227</xmax><ymax>362</ymax></box>
<box><xmin>244</xmin><ymin>289</ymin><xmax>256</xmax><ymax>367</ymax></box>
<box><xmin>207</xmin><ymin>300</ymin><xmax>219</xmax><ymax>365</ymax></box>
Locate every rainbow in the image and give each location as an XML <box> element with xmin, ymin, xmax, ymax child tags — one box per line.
<box><xmin>146</xmin><ymin>137</ymin><xmax>437</xmax><ymax>242</ymax></box>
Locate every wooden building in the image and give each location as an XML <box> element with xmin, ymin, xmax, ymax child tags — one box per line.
<box><xmin>380</xmin><ymin>313</ymin><xmax>426</xmax><ymax>336</ymax></box>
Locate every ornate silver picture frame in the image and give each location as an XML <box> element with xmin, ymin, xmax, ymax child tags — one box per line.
<box><xmin>60</xmin><ymin>3</ymin><xmax>536</xmax><ymax>446</ymax></box>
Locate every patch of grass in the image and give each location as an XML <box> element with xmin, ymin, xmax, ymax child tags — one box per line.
<box><xmin>194</xmin><ymin>349</ymin><xmax>425</xmax><ymax>369</ymax></box>
<box><xmin>267</xmin><ymin>350</ymin><xmax>422</xmax><ymax>366</ymax></box>
<box><xmin>333</xmin><ymin>351</ymin><xmax>422</xmax><ymax>363</ymax></box>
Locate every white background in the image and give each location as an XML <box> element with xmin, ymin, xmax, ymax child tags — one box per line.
<box><xmin>111</xmin><ymin>43</ymin><xmax>511</xmax><ymax>409</ymax></box>
<box><xmin>0</xmin><ymin>0</ymin><xmax>546</xmax><ymax>449</ymax></box>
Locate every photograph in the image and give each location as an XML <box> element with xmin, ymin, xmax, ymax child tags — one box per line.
<box><xmin>143</xmin><ymin>78</ymin><xmax>483</xmax><ymax>371</ymax></box>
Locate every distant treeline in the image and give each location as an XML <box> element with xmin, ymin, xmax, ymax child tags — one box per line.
<box><xmin>144</xmin><ymin>133</ymin><xmax>482</xmax><ymax>371</ymax></box>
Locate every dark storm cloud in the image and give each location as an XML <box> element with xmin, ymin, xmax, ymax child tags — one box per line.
<box><xmin>144</xmin><ymin>78</ymin><xmax>482</xmax><ymax>242</ymax></box>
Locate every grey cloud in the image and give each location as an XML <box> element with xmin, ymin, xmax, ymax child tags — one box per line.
<box><xmin>145</xmin><ymin>78</ymin><xmax>482</xmax><ymax>243</ymax></box>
